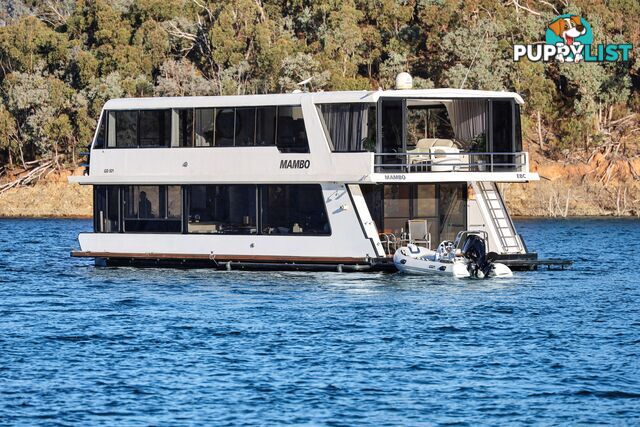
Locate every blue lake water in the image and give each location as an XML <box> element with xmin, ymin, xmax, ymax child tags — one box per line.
<box><xmin>0</xmin><ymin>218</ymin><xmax>639</xmax><ymax>425</ymax></box>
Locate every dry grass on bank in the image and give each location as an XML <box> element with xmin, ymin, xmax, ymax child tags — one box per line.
<box><xmin>0</xmin><ymin>169</ymin><xmax>92</xmax><ymax>218</ymax></box>
<box><xmin>503</xmin><ymin>153</ymin><xmax>640</xmax><ymax>217</ymax></box>
<box><xmin>0</xmin><ymin>154</ymin><xmax>639</xmax><ymax>218</ymax></box>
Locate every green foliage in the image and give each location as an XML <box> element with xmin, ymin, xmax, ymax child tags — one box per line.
<box><xmin>0</xmin><ymin>0</ymin><xmax>637</xmax><ymax>167</ymax></box>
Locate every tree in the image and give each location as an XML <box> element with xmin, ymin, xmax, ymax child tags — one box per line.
<box><xmin>155</xmin><ymin>59</ymin><xmax>213</xmax><ymax>96</ymax></box>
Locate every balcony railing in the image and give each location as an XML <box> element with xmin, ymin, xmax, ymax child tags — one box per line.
<box><xmin>374</xmin><ymin>151</ymin><xmax>529</xmax><ymax>173</ymax></box>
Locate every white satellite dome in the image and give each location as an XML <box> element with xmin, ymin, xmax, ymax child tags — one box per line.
<box><xmin>395</xmin><ymin>72</ymin><xmax>413</xmax><ymax>90</ymax></box>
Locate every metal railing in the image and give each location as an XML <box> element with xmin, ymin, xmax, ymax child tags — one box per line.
<box><xmin>374</xmin><ymin>151</ymin><xmax>529</xmax><ymax>173</ymax></box>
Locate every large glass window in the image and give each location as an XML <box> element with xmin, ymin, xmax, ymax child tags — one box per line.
<box><xmin>215</xmin><ymin>108</ymin><xmax>235</xmax><ymax>147</ymax></box>
<box><xmin>491</xmin><ymin>100</ymin><xmax>518</xmax><ymax>170</ymax></box>
<box><xmin>235</xmin><ymin>108</ymin><xmax>256</xmax><ymax>146</ymax></box>
<box><xmin>122</xmin><ymin>185</ymin><xmax>182</xmax><ymax>232</ymax></box>
<box><xmin>256</xmin><ymin>107</ymin><xmax>276</xmax><ymax>146</ymax></box>
<box><xmin>100</xmin><ymin>106</ymin><xmax>309</xmax><ymax>151</ymax></box>
<box><xmin>177</xmin><ymin>109</ymin><xmax>194</xmax><ymax>147</ymax></box>
<box><xmin>276</xmin><ymin>106</ymin><xmax>309</xmax><ymax>153</ymax></box>
<box><xmin>115</xmin><ymin>111</ymin><xmax>138</xmax><ymax>148</ymax></box>
<box><xmin>195</xmin><ymin>108</ymin><xmax>214</xmax><ymax>147</ymax></box>
<box><xmin>188</xmin><ymin>185</ymin><xmax>257</xmax><ymax>234</ymax></box>
<box><xmin>261</xmin><ymin>184</ymin><xmax>330</xmax><ymax>235</ymax></box>
<box><xmin>439</xmin><ymin>184</ymin><xmax>466</xmax><ymax>242</ymax></box>
<box><xmin>406</xmin><ymin>105</ymin><xmax>454</xmax><ymax>149</ymax></box>
<box><xmin>106</xmin><ymin>110</ymin><xmax>173</xmax><ymax>148</ymax></box>
<box><xmin>94</xmin><ymin>113</ymin><xmax>106</xmax><ymax>149</ymax></box>
<box><xmin>362</xmin><ymin>183</ymin><xmax>464</xmax><ymax>245</ymax></box>
<box><xmin>139</xmin><ymin>110</ymin><xmax>171</xmax><ymax>147</ymax></box>
<box><xmin>382</xmin><ymin>184</ymin><xmax>411</xmax><ymax>235</ymax></box>
<box><xmin>94</xmin><ymin>186</ymin><xmax>120</xmax><ymax>232</ymax></box>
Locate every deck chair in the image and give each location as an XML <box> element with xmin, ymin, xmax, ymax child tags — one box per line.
<box><xmin>408</xmin><ymin>219</ymin><xmax>432</xmax><ymax>249</ymax></box>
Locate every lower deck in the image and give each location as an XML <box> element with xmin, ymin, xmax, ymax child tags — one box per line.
<box><xmin>75</xmin><ymin>181</ymin><xmax>543</xmax><ymax>268</ymax></box>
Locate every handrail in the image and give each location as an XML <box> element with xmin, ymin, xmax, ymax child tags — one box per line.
<box><xmin>374</xmin><ymin>151</ymin><xmax>529</xmax><ymax>173</ymax></box>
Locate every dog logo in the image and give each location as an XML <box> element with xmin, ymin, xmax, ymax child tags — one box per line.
<box><xmin>513</xmin><ymin>14</ymin><xmax>632</xmax><ymax>63</ymax></box>
<box><xmin>545</xmin><ymin>15</ymin><xmax>592</xmax><ymax>62</ymax></box>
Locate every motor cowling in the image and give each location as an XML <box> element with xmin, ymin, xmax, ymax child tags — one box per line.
<box><xmin>461</xmin><ymin>235</ymin><xmax>493</xmax><ymax>278</ymax></box>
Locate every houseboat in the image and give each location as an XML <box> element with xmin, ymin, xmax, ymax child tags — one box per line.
<box><xmin>70</xmin><ymin>83</ymin><xmax>541</xmax><ymax>271</ymax></box>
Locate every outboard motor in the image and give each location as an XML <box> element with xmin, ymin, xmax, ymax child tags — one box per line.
<box><xmin>461</xmin><ymin>234</ymin><xmax>496</xmax><ymax>278</ymax></box>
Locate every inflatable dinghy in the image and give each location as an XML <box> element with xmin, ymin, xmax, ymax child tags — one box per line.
<box><xmin>393</xmin><ymin>232</ymin><xmax>513</xmax><ymax>279</ymax></box>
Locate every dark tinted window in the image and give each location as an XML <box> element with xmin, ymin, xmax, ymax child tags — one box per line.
<box><xmin>515</xmin><ymin>104</ymin><xmax>522</xmax><ymax>152</ymax></box>
<box><xmin>94</xmin><ymin>186</ymin><xmax>119</xmax><ymax>232</ymax></box>
<box><xmin>276</xmin><ymin>106</ymin><xmax>309</xmax><ymax>153</ymax></box>
<box><xmin>195</xmin><ymin>108</ymin><xmax>214</xmax><ymax>147</ymax></box>
<box><xmin>215</xmin><ymin>108</ymin><xmax>235</xmax><ymax>147</ymax></box>
<box><xmin>177</xmin><ymin>109</ymin><xmax>194</xmax><ymax>147</ymax></box>
<box><xmin>261</xmin><ymin>185</ymin><xmax>329</xmax><ymax>235</ymax></box>
<box><xmin>235</xmin><ymin>108</ymin><xmax>256</xmax><ymax>146</ymax></box>
<box><xmin>123</xmin><ymin>185</ymin><xmax>182</xmax><ymax>232</ymax></box>
<box><xmin>115</xmin><ymin>111</ymin><xmax>137</xmax><ymax>148</ymax></box>
<box><xmin>188</xmin><ymin>185</ymin><xmax>257</xmax><ymax>234</ymax></box>
<box><xmin>94</xmin><ymin>113</ymin><xmax>106</xmax><ymax>149</ymax></box>
<box><xmin>492</xmin><ymin>100</ymin><xmax>513</xmax><ymax>152</ymax></box>
<box><xmin>256</xmin><ymin>107</ymin><xmax>276</xmax><ymax>146</ymax></box>
<box><xmin>139</xmin><ymin>110</ymin><xmax>171</xmax><ymax>147</ymax></box>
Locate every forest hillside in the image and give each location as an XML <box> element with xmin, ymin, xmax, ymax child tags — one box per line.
<box><xmin>0</xmin><ymin>0</ymin><xmax>638</xmax><ymax>216</ymax></box>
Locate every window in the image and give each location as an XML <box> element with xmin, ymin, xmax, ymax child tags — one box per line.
<box><xmin>235</xmin><ymin>108</ymin><xmax>256</xmax><ymax>146</ymax></box>
<box><xmin>491</xmin><ymin>100</ymin><xmax>516</xmax><ymax>170</ymax></box>
<box><xmin>318</xmin><ymin>103</ymin><xmax>371</xmax><ymax>152</ymax></box>
<box><xmin>256</xmin><ymin>107</ymin><xmax>276</xmax><ymax>146</ymax></box>
<box><xmin>491</xmin><ymin>100</ymin><xmax>514</xmax><ymax>152</ymax></box>
<box><xmin>167</xmin><ymin>185</ymin><xmax>182</xmax><ymax>219</ymax></box>
<box><xmin>406</xmin><ymin>105</ymin><xmax>454</xmax><ymax>149</ymax></box>
<box><xmin>139</xmin><ymin>110</ymin><xmax>171</xmax><ymax>147</ymax></box>
<box><xmin>188</xmin><ymin>185</ymin><xmax>257</xmax><ymax>234</ymax></box>
<box><xmin>122</xmin><ymin>185</ymin><xmax>182</xmax><ymax>232</ymax></box>
<box><xmin>195</xmin><ymin>108</ymin><xmax>214</xmax><ymax>147</ymax></box>
<box><xmin>106</xmin><ymin>110</ymin><xmax>173</xmax><ymax>148</ymax></box>
<box><xmin>94</xmin><ymin>113</ymin><xmax>106</xmax><ymax>149</ymax></box>
<box><xmin>261</xmin><ymin>185</ymin><xmax>330</xmax><ymax>235</ymax></box>
<box><xmin>177</xmin><ymin>109</ymin><xmax>194</xmax><ymax>147</ymax></box>
<box><xmin>215</xmin><ymin>108</ymin><xmax>235</xmax><ymax>147</ymax></box>
<box><xmin>94</xmin><ymin>186</ymin><xmax>120</xmax><ymax>232</ymax></box>
<box><xmin>276</xmin><ymin>106</ymin><xmax>309</xmax><ymax>153</ymax></box>
<box><xmin>100</xmin><ymin>106</ymin><xmax>308</xmax><ymax>150</ymax></box>
<box><xmin>515</xmin><ymin>104</ymin><xmax>522</xmax><ymax>152</ymax></box>
<box><xmin>382</xmin><ymin>184</ymin><xmax>411</xmax><ymax>235</ymax></box>
<box><xmin>362</xmin><ymin>184</ymin><xmax>456</xmax><ymax>245</ymax></box>
<box><xmin>439</xmin><ymin>184</ymin><xmax>466</xmax><ymax>242</ymax></box>
<box><xmin>115</xmin><ymin>111</ymin><xmax>137</xmax><ymax>148</ymax></box>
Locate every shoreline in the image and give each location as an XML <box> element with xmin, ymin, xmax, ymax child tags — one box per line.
<box><xmin>1</xmin><ymin>156</ymin><xmax>638</xmax><ymax>219</ymax></box>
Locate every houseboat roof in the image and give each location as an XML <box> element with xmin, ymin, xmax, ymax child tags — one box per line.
<box><xmin>103</xmin><ymin>89</ymin><xmax>525</xmax><ymax>110</ymax></box>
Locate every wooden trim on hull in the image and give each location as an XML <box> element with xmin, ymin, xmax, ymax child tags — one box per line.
<box><xmin>70</xmin><ymin>251</ymin><xmax>398</xmax><ymax>272</ymax></box>
<box><xmin>71</xmin><ymin>250</ymin><xmax>372</xmax><ymax>264</ymax></box>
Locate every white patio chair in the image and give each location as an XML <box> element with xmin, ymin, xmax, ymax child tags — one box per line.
<box><xmin>408</xmin><ymin>219</ymin><xmax>431</xmax><ymax>249</ymax></box>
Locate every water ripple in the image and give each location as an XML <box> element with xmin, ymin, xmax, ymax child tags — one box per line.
<box><xmin>0</xmin><ymin>218</ymin><xmax>638</xmax><ymax>424</ymax></box>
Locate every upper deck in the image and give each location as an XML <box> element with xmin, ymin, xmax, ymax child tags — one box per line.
<box><xmin>70</xmin><ymin>89</ymin><xmax>538</xmax><ymax>185</ymax></box>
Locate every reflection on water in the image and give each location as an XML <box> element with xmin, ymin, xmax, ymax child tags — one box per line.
<box><xmin>0</xmin><ymin>218</ymin><xmax>639</xmax><ymax>424</ymax></box>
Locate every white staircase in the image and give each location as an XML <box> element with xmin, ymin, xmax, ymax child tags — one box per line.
<box><xmin>473</xmin><ymin>181</ymin><xmax>525</xmax><ymax>254</ymax></box>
